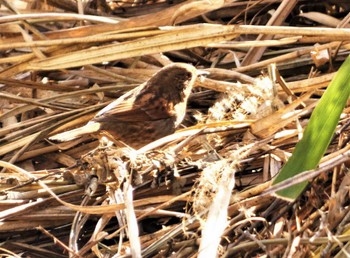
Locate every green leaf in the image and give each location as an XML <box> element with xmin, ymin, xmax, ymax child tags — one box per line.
<box><xmin>272</xmin><ymin>55</ymin><xmax>350</xmax><ymax>201</ymax></box>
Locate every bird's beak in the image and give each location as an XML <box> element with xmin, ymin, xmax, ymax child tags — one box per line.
<box><xmin>196</xmin><ymin>70</ymin><xmax>210</xmax><ymax>84</ymax></box>
<box><xmin>197</xmin><ymin>70</ymin><xmax>210</xmax><ymax>76</ymax></box>
<box><xmin>197</xmin><ymin>70</ymin><xmax>210</xmax><ymax>86</ymax></box>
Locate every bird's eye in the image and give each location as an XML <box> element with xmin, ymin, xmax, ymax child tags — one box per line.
<box><xmin>176</xmin><ymin>82</ymin><xmax>184</xmax><ymax>89</ymax></box>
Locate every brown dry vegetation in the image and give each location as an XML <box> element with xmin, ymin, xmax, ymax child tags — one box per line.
<box><xmin>1</xmin><ymin>0</ymin><xmax>350</xmax><ymax>257</ymax></box>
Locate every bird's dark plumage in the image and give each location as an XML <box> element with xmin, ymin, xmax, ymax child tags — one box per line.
<box><xmin>50</xmin><ymin>63</ymin><xmax>198</xmax><ymax>149</ymax></box>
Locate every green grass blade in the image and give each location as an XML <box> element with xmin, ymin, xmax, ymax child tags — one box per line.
<box><xmin>272</xmin><ymin>55</ymin><xmax>350</xmax><ymax>201</ymax></box>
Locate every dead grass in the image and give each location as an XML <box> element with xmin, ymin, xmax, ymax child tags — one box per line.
<box><xmin>1</xmin><ymin>0</ymin><xmax>350</xmax><ymax>257</ymax></box>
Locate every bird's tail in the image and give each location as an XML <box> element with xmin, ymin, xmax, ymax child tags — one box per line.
<box><xmin>49</xmin><ymin>122</ymin><xmax>101</xmax><ymax>141</ymax></box>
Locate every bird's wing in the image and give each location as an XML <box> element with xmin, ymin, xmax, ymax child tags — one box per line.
<box><xmin>93</xmin><ymin>93</ymin><xmax>175</xmax><ymax>123</ymax></box>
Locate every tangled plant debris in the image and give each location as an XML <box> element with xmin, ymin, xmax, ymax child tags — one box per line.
<box><xmin>1</xmin><ymin>1</ymin><xmax>350</xmax><ymax>257</ymax></box>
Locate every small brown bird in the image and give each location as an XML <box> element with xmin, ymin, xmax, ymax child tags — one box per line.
<box><xmin>50</xmin><ymin>63</ymin><xmax>199</xmax><ymax>149</ymax></box>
